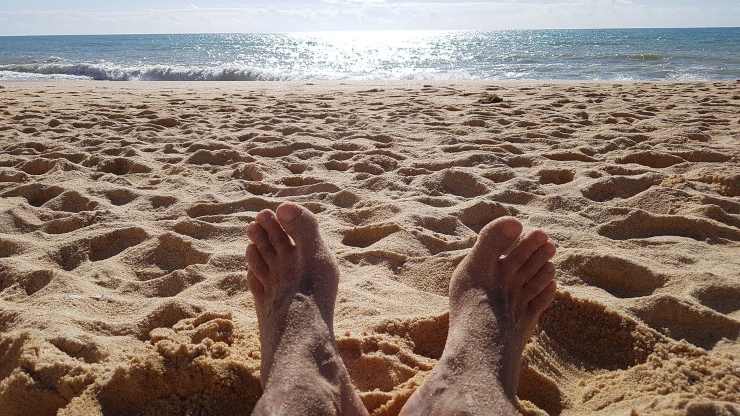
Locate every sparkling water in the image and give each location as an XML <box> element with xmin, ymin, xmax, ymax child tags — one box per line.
<box><xmin>1</xmin><ymin>28</ymin><xmax>738</xmax><ymax>81</ymax></box>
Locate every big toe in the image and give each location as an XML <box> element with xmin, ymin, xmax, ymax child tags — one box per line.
<box><xmin>276</xmin><ymin>202</ymin><xmax>321</xmax><ymax>248</ymax></box>
<box><xmin>470</xmin><ymin>216</ymin><xmax>523</xmax><ymax>266</ymax></box>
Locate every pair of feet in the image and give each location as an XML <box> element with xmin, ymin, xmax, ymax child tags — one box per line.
<box><xmin>246</xmin><ymin>203</ymin><xmax>557</xmax><ymax>415</ymax></box>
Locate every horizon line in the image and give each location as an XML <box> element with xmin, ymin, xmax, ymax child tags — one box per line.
<box><xmin>1</xmin><ymin>26</ymin><xmax>739</xmax><ymax>38</ymax></box>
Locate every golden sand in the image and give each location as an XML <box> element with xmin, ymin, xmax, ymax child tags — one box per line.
<box><xmin>0</xmin><ymin>81</ymin><xmax>738</xmax><ymax>415</ymax></box>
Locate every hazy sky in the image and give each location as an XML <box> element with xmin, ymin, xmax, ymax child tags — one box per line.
<box><xmin>1</xmin><ymin>0</ymin><xmax>739</xmax><ymax>36</ymax></box>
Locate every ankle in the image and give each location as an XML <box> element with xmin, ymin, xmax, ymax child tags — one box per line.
<box><xmin>442</xmin><ymin>317</ymin><xmax>521</xmax><ymax>399</ymax></box>
<box><xmin>260</xmin><ymin>341</ymin><xmax>355</xmax><ymax>415</ymax></box>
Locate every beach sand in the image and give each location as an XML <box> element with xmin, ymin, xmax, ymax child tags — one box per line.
<box><xmin>0</xmin><ymin>80</ymin><xmax>738</xmax><ymax>415</ymax></box>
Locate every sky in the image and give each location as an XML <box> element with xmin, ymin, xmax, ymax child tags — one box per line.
<box><xmin>1</xmin><ymin>0</ymin><xmax>739</xmax><ymax>36</ymax></box>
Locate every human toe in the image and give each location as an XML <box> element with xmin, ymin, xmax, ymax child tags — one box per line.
<box><xmin>522</xmin><ymin>262</ymin><xmax>556</xmax><ymax>306</ymax></box>
<box><xmin>256</xmin><ymin>209</ymin><xmax>293</xmax><ymax>254</ymax></box>
<box><xmin>276</xmin><ymin>202</ymin><xmax>320</xmax><ymax>248</ymax></box>
<box><xmin>469</xmin><ymin>216</ymin><xmax>522</xmax><ymax>269</ymax></box>
<box><xmin>246</xmin><ymin>243</ymin><xmax>270</xmax><ymax>283</ymax></box>
<box><xmin>517</xmin><ymin>240</ymin><xmax>556</xmax><ymax>280</ymax></box>
<box><xmin>501</xmin><ymin>229</ymin><xmax>548</xmax><ymax>277</ymax></box>
<box><xmin>247</xmin><ymin>221</ymin><xmax>277</xmax><ymax>265</ymax></box>
<box><xmin>527</xmin><ymin>280</ymin><xmax>557</xmax><ymax>317</ymax></box>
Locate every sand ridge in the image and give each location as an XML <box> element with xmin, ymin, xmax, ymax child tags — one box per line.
<box><xmin>0</xmin><ymin>81</ymin><xmax>738</xmax><ymax>415</ymax></box>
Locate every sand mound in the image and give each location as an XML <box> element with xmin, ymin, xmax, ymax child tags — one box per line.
<box><xmin>0</xmin><ymin>81</ymin><xmax>738</xmax><ymax>415</ymax></box>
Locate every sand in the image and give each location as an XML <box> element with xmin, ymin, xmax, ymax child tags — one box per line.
<box><xmin>0</xmin><ymin>80</ymin><xmax>738</xmax><ymax>416</ymax></box>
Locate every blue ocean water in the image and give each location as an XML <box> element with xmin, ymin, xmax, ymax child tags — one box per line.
<box><xmin>0</xmin><ymin>28</ymin><xmax>738</xmax><ymax>81</ymax></box>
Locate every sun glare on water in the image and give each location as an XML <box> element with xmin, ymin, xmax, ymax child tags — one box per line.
<box><xmin>279</xmin><ymin>31</ymin><xmax>470</xmax><ymax>80</ymax></box>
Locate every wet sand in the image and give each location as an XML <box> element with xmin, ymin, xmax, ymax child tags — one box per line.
<box><xmin>0</xmin><ymin>80</ymin><xmax>738</xmax><ymax>415</ymax></box>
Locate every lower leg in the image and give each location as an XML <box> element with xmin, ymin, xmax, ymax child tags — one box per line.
<box><xmin>252</xmin><ymin>296</ymin><xmax>364</xmax><ymax>415</ymax></box>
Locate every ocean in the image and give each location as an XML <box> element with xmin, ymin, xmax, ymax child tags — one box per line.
<box><xmin>0</xmin><ymin>28</ymin><xmax>738</xmax><ymax>81</ymax></box>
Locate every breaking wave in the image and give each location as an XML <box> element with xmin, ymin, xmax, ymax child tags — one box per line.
<box><xmin>0</xmin><ymin>63</ymin><xmax>289</xmax><ymax>81</ymax></box>
<box><xmin>0</xmin><ymin>62</ymin><xmax>486</xmax><ymax>81</ymax></box>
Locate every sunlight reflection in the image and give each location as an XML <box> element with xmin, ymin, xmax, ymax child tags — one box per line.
<box><xmin>283</xmin><ymin>31</ymin><xmax>471</xmax><ymax>79</ymax></box>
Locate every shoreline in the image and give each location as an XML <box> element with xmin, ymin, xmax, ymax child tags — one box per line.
<box><xmin>3</xmin><ymin>79</ymin><xmax>737</xmax><ymax>86</ymax></box>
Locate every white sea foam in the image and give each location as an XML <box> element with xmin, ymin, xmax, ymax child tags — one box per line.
<box><xmin>0</xmin><ymin>70</ymin><xmax>92</xmax><ymax>81</ymax></box>
<box><xmin>0</xmin><ymin>62</ymin><xmax>483</xmax><ymax>81</ymax></box>
<box><xmin>0</xmin><ymin>63</ymin><xmax>288</xmax><ymax>81</ymax></box>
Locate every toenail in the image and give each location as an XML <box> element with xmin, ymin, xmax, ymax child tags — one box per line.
<box><xmin>257</xmin><ymin>210</ymin><xmax>273</xmax><ymax>222</ymax></box>
<box><xmin>533</xmin><ymin>230</ymin><xmax>547</xmax><ymax>242</ymax></box>
<box><xmin>277</xmin><ymin>204</ymin><xmax>301</xmax><ymax>223</ymax></box>
<box><xmin>545</xmin><ymin>243</ymin><xmax>556</xmax><ymax>255</ymax></box>
<box><xmin>502</xmin><ymin>223</ymin><xmax>519</xmax><ymax>239</ymax></box>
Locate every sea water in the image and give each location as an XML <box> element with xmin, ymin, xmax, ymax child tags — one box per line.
<box><xmin>1</xmin><ymin>28</ymin><xmax>738</xmax><ymax>81</ymax></box>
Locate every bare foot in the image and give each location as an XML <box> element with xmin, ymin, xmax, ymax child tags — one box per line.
<box><xmin>400</xmin><ymin>216</ymin><xmax>557</xmax><ymax>415</ymax></box>
<box><xmin>246</xmin><ymin>202</ymin><xmax>367</xmax><ymax>416</ymax></box>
